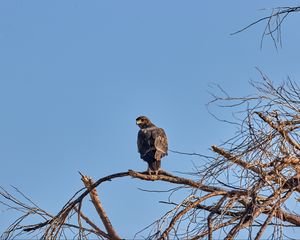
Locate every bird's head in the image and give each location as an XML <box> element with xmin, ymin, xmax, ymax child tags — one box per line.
<box><xmin>136</xmin><ymin>116</ymin><xmax>153</xmax><ymax>129</ymax></box>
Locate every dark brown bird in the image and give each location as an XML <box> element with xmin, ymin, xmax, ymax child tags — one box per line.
<box><xmin>136</xmin><ymin>116</ymin><xmax>168</xmax><ymax>175</ymax></box>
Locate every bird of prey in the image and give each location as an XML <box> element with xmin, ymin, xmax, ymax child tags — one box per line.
<box><xmin>136</xmin><ymin>116</ymin><xmax>168</xmax><ymax>175</ymax></box>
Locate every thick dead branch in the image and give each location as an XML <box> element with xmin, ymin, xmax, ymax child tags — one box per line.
<box><xmin>211</xmin><ymin>145</ymin><xmax>261</xmax><ymax>174</ymax></box>
<box><xmin>81</xmin><ymin>175</ymin><xmax>121</xmax><ymax>240</ymax></box>
<box><xmin>128</xmin><ymin>170</ymin><xmax>230</xmax><ymax>194</ymax></box>
<box><xmin>271</xmin><ymin>208</ymin><xmax>300</xmax><ymax>226</ymax></box>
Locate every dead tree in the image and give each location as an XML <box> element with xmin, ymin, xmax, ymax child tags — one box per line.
<box><xmin>1</xmin><ymin>76</ymin><xmax>300</xmax><ymax>239</ymax></box>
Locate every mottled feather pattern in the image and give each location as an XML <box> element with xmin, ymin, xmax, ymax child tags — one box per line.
<box><xmin>138</xmin><ymin>127</ymin><xmax>167</xmax><ymax>159</ymax></box>
<box><xmin>136</xmin><ymin>116</ymin><xmax>168</xmax><ymax>173</ymax></box>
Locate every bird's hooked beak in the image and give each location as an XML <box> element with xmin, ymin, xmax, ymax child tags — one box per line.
<box><xmin>136</xmin><ymin>119</ymin><xmax>142</xmax><ymax>125</ymax></box>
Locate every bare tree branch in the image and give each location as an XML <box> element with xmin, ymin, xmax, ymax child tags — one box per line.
<box><xmin>81</xmin><ymin>174</ymin><xmax>121</xmax><ymax>240</ymax></box>
<box><xmin>231</xmin><ymin>6</ymin><xmax>300</xmax><ymax>48</ymax></box>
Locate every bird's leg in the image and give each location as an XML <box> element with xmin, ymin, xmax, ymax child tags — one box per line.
<box><xmin>154</xmin><ymin>168</ymin><xmax>162</xmax><ymax>175</ymax></box>
<box><xmin>147</xmin><ymin>167</ymin><xmax>152</xmax><ymax>175</ymax></box>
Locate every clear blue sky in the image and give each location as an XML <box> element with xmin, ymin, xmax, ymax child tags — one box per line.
<box><xmin>1</xmin><ymin>1</ymin><xmax>300</xmax><ymax>238</ymax></box>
